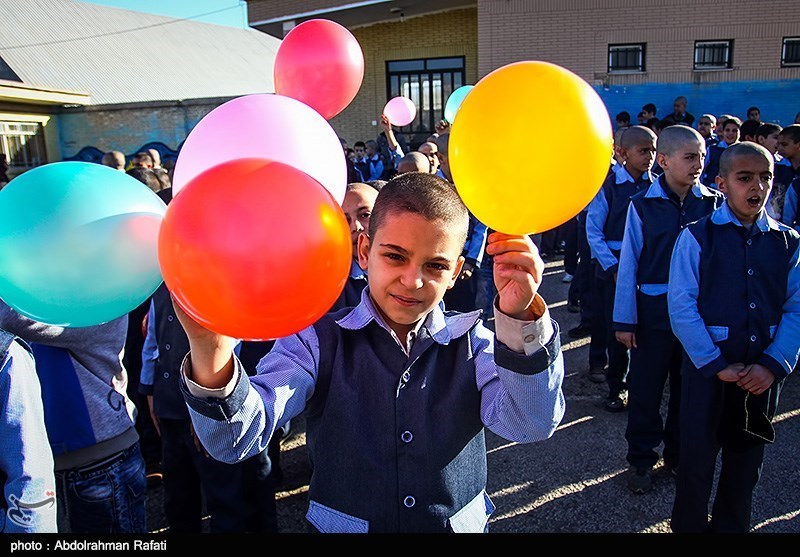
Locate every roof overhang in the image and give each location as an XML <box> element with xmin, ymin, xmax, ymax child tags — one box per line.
<box><xmin>0</xmin><ymin>79</ymin><xmax>90</xmax><ymax>106</ymax></box>
<box><xmin>251</xmin><ymin>0</ymin><xmax>475</xmax><ymax>38</ymax></box>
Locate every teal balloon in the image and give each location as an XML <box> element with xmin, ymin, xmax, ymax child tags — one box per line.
<box><xmin>444</xmin><ymin>85</ymin><xmax>474</xmax><ymax>124</ymax></box>
<box><xmin>0</xmin><ymin>162</ymin><xmax>167</xmax><ymax>326</ymax></box>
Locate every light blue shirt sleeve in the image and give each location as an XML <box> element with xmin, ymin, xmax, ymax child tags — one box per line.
<box><xmin>668</xmin><ymin>228</ymin><xmax>726</xmax><ymax>377</ymax></box>
<box><xmin>585</xmin><ymin>189</ymin><xmax>617</xmax><ymax>271</ymax></box>
<box><xmin>140</xmin><ymin>301</ymin><xmax>158</xmax><ymax>389</ymax></box>
<box><xmin>613</xmin><ymin>203</ymin><xmax>643</xmax><ymax>330</ymax></box>
<box><xmin>762</xmin><ymin>242</ymin><xmax>800</xmax><ymax>378</ymax></box>
<box><xmin>0</xmin><ymin>341</ymin><xmax>57</xmax><ymax>533</ymax></box>
<box><xmin>389</xmin><ymin>144</ymin><xmax>404</xmax><ymax>168</ymax></box>
<box><xmin>781</xmin><ymin>183</ymin><xmax>798</xmax><ymax>231</ymax></box>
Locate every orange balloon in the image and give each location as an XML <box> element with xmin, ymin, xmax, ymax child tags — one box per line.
<box><xmin>158</xmin><ymin>159</ymin><xmax>352</xmax><ymax>340</ymax></box>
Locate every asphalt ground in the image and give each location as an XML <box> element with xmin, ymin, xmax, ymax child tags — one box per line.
<box><xmin>145</xmin><ymin>255</ymin><xmax>800</xmax><ymax>536</ymax></box>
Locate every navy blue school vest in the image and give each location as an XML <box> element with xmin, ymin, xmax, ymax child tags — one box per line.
<box><xmin>150</xmin><ymin>283</ymin><xmax>191</xmax><ymax>420</ymax></box>
<box><xmin>306</xmin><ymin>308</ymin><xmax>487</xmax><ymax>533</ymax></box>
<box><xmin>631</xmin><ymin>183</ymin><xmax>723</xmax><ymax>329</ymax></box>
<box><xmin>601</xmin><ymin>173</ymin><xmax>650</xmax><ymax>245</ymax></box>
<box><xmin>688</xmin><ymin>215</ymin><xmax>798</xmax><ymax>364</ymax></box>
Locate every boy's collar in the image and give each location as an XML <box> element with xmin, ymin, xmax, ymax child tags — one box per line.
<box><xmin>614</xmin><ymin>164</ymin><xmax>653</xmax><ymax>185</ymax></box>
<box><xmin>711</xmin><ymin>201</ymin><xmax>782</xmax><ymax>232</ymax></box>
<box><xmin>646</xmin><ymin>175</ymin><xmax>717</xmax><ymax>199</ymax></box>
<box><xmin>349</xmin><ymin>258</ymin><xmax>366</xmax><ymax>280</ymax></box>
<box><xmin>335</xmin><ymin>287</ymin><xmax>480</xmax><ymax>344</ymax></box>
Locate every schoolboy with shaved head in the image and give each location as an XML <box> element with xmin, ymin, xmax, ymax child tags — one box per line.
<box><xmin>668</xmin><ymin>142</ymin><xmax>800</xmax><ymax>532</ymax></box>
<box><xmin>586</xmin><ymin>125</ymin><xmax>658</xmax><ymax>411</ymax></box>
<box><xmin>613</xmin><ymin>126</ymin><xmax>724</xmax><ymax>494</ymax></box>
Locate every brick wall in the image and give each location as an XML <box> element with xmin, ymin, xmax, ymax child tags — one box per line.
<box><xmin>329</xmin><ymin>7</ymin><xmax>478</xmax><ymax>147</ymax></box>
<box><xmin>57</xmin><ymin>98</ymin><xmax>233</xmax><ymax>159</ymax></box>
<box><xmin>477</xmin><ymin>0</ymin><xmax>800</xmax><ymax>84</ymax></box>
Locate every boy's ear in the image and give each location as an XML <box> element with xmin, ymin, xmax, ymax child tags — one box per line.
<box><xmin>715</xmin><ymin>174</ymin><xmax>727</xmax><ymax>193</ymax></box>
<box><xmin>356</xmin><ymin>232</ymin><xmax>370</xmax><ymax>270</ymax></box>
<box><xmin>614</xmin><ymin>145</ymin><xmax>627</xmax><ymax>162</ymax></box>
<box><xmin>656</xmin><ymin>152</ymin><xmax>667</xmax><ymax>170</ymax></box>
<box><xmin>447</xmin><ymin>256</ymin><xmax>466</xmax><ymax>289</ymax></box>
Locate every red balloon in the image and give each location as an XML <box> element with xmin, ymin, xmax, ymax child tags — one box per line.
<box><xmin>158</xmin><ymin>159</ymin><xmax>352</xmax><ymax>340</ymax></box>
<box><xmin>274</xmin><ymin>19</ymin><xmax>364</xmax><ymax>120</ymax></box>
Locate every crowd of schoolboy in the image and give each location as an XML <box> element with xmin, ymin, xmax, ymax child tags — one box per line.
<box><xmin>2</xmin><ymin>98</ymin><xmax>799</xmax><ymax>534</ymax></box>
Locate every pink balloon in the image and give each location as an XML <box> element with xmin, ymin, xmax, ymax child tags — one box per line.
<box><xmin>274</xmin><ymin>19</ymin><xmax>364</xmax><ymax>120</ymax></box>
<box><xmin>172</xmin><ymin>94</ymin><xmax>347</xmax><ymax>204</ymax></box>
<box><xmin>383</xmin><ymin>96</ymin><xmax>417</xmax><ymax>126</ymax></box>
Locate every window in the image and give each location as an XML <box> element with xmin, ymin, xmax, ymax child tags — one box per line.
<box><xmin>694</xmin><ymin>40</ymin><xmax>733</xmax><ymax>70</ymax></box>
<box><xmin>782</xmin><ymin>37</ymin><xmax>800</xmax><ymax>67</ymax></box>
<box><xmin>608</xmin><ymin>43</ymin><xmax>646</xmax><ymax>73</ymax></box>
<box><xmin>386</xmin><ymin>57</ymin><xmax>465</xmax><ymax>142</ymax></box>
<box><xmin>0</xmin><ymin>121</ymin><xmax>47</xmax><ymax>172</ymax></box>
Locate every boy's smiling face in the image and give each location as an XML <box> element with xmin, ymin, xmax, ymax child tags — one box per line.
<box><xmin>358</xmin><ymin>211</ymin><xmax>464</xmax><ymax>340</ymax></box>
<box><xmin>716</xmin><ymin>154</ymin><xmax>773</xmax><ymax>225</ymax></box>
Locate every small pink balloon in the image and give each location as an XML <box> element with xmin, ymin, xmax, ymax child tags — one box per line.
<box><xmin>172</xmin><ymin>94</ymin><xmax>347</xmax><ymax>204</ymax></box>
<box><xmin>383</xmin><ymin>96</ymin><xmax>417</xmax><ymax>127</ymax></box>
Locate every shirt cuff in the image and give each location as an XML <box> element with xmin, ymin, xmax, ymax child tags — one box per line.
<box><xmin>181</xmin><ymin>352</ymin><xmax>241</xmax><ymax>399</ymax></box>
<box><xmin>493</xmin><ymin>294</ymin><xmax>554</xmax><ymax>356</ymax></box>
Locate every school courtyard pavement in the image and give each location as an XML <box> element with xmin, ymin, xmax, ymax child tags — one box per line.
<box><xmin>145</xmin><ymin>255</ymin><xmax>800</xmax><ymax>535</ymax></box>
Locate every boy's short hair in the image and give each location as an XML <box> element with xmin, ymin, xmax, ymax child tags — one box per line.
<box><xmin>718</xmin><ymin>142</ymin><xmax>773</xmax><ymax>178</ymax></box>
<box><xmin>620</xmin><ymin>125</ymin><xmax>657</xmax><ymax>149</ymax></box>
<box><xmin>354</xmin><ymin>141</ymin><xmax>366</xmax><ymax>149</ymax></box>
<box><xmin>778</xmin><ymin>124</ymin><xmax>800</xmax><ymax>143</ymax></box>
<box><xmin>133</xmin><ymin>151</ymin><xmax>154</xmax><ymax>166</ymax></box>
<box><xmin>365</xmin><ymin>180</ymin><xmax>387</xmax><ymax>191</ymax></box>
<box><xmin>723</xmin><ymin>116</ymin><xmax>743</xmax><ymax>129</ymax></box>
<box><xmin>642</xmin><ymin>103</ymin><xmax>656</xmax><ymax>115</ymax></box>
<box><xmin>368</xmin><ymin>172</ymin><xmax>468</xmax><ymax>248</ymax></box>
<box><xmin>699</xmin><ymin>113</ymin><xmax>717</xmax><ymax>124</ymax></box>
<box><xmin>615</xmin><ymin>111</ymin><xmax>631</xmax><ymax>123</ymax></box>
<box><xmin>739</xmin><ymin>119</ymin><xmax>761</xmax><ymax>139</ymax></box>
<box><xmin>365</xmin><ymin>140</ymin><xmax>378</xmax><ymax>150</ymax></box>
<box><xmin>656</xmin><ymin>125</ymin><xmax>704</xmax><ymax>155</ymax></box>
<box><xmin>756</xmin><ymin>123</ymin><xmax>782</xmax><ymax>139</ymax></box>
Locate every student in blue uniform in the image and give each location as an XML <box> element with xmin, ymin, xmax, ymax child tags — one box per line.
<box><xmin>0</xmin><ymin>329</ymin><xmax>56</xmax><ymax>533</ymax></box>
<box><xmin>701</xmin><ymin>116</ymin><xmax>742</xmax><ymax>187</ymax></box>
<box><xmin>777</xmin><ymin>125</ymin><xmax>800</xmax><ymax>229</ymax></box>
<box><xmin>613</xmin><ymin>126</ymin><xmax>724</xmax><ymax>494</ymax></box>
<box><xmin>328</xmin><ymin>182</ymin><xmax>378</xmax><ymax>312</ymax></box>
<box><xmin>586</xmin><ymin>125</ymin><xmax>657</xmax><ymax>411</ymax></box>
<box><xmin>173</xmin><ymin>172</ymin><xmax>565</xmax><ymax>533</ymax></box>
<box><xmin>668</xmin><ymin>142</ymin><xmax>800</xmax><ymax>533</ymax></box>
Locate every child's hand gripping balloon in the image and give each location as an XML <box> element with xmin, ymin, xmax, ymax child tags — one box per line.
<box><xmin>486</xmin><ymin>232</ymin><xmax>545</xmax><ymax>321</ymax></box>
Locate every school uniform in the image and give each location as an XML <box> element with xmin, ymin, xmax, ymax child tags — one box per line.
<box><xmin>180</xmin><ymin>287</ymin><xmax>565</xmax><ymax>533</ymax></box>
<box><xmin>667</xmin><ymin>203</ymin><xmax>800</xmax><ymax>532</ymax></box>
<box><xmin>700</xmin><ymin>141</ymin><xmax>729</xmax><ymax>187</ymax></box>
<box><xmin>328</xmin><ymin>258</ymin><xmax>369</xmax><ymax>312</ymax></box>
<box><xmin>779</xmin><ymin>173</ymin><xmax>800</xmax><ymax>231</ymax></box>
<box><xmin>586</xmin><ymin>164</ymin><xmax>655</xmax><ymax>399</ymax></box>
<box><xmin>613</xmin><ymin>177</ymin><xmax>724</xmax><ymax>472</ymax></box>
<box><xmin>141</xmin><ymin>283</ymin><xmax>278</xmax><ymax>533</ymax></box>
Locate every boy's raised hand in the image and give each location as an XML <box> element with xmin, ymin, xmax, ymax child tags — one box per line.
<box><xmin>486</xmin><ymin>232</ymin><xmax>544</xmax><ymax>321</ymax></box>
<box><xmin>170</xmin><ymin>294</ymin><xmax>237</xmax><ymax>389</ymax></box>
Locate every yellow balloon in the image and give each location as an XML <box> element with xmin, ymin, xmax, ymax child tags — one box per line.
<box><xmin>450</xmin><ymin>61</ymin><xmax>613</xmax><ymax>235</ymax></box>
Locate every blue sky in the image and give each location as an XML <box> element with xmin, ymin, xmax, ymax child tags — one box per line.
<box><xmin>78</xmin><ymin>0</ymin><xmax>249</xmax><ymax>28</ymax></box>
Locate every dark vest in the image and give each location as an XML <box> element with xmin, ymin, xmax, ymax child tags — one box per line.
<box><xmin>150</xmin><ymin>283</ymin><xmax>191</xmax><ymax>420</ymax></box>
<box><xmin>327</xmin><ymin>276</ymin><xmax>368</xmax><ymax>313</ymax></box>
<box><xmin>631</xmin><ymin>181</ymin><xmax>723</xmax><ymax>329</ymax></box>
<box><xmin>306</xmin><ymin>309</ymin><xmax>486</xmax><ymax>533</ymax></box>
<box><xmin>601</xmin><ymin>172</ymin><xmax>651</xmax><ymax>246</ymax></box>
<box><xmin>687</xmin><ymin>215</ymin><xmax>798</xmax><ymax>444</ymax></box>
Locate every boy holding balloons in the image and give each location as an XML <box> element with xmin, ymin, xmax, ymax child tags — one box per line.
<box><xmin>174</xmin><ymin>172</ymin><xmax>565</xmax><ymax>533</ymax></box>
